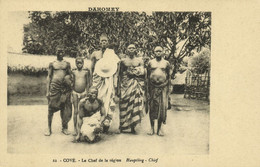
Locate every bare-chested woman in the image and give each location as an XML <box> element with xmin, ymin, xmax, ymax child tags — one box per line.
<box><xmin>147</xmin><ymin>46</ymin><xmax>171</xmax><ymax>136</ymax></box>
<box><xmin>45</xmin><ymin>47</ymin><xmax>73</xmax><ymax>136</ymax></box>
<box><xmin>72</xmin><ymin>57</ymin><xmax>91</xmax><ymax>136</ymax></box>
<box><xmin>117</xmin><ymin>43</ymin><xmax>145</xmax><ymax>134</ymax></box>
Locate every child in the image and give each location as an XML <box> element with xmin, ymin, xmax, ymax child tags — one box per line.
<box><xmin>72</xmin><ymin>57</ymin><xmax>91</xmax><ymax>136</ymax></box>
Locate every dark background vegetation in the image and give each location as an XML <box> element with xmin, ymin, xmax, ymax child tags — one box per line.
<box><xmin>22</xmin><ymin>11</ymin><xmax>211</xmax><ymax>78</ymax></box>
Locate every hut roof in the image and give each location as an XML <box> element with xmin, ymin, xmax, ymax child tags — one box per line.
<box><xmin>7</xmin><ymin>52</ymin><xmax>92</xmax><ymax>70</ymax></box>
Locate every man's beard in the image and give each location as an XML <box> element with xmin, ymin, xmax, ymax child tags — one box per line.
<box><xmin>128</xmin><ymin>51</ymin><xmax>135</xmax><ymax>57</ymax></box>
<box><xmin>77</xmin><ymin>66</ymin><xmax>83</xmax><ymax>70</ymax></box>
<box><xmin>57</xmin><ymin>55</ymin><xmax>63</xmax><ymax>60</ymax></box>
<box><xmin>155</xmin><ymin>56</ymin><xmax>162</xmax><ymax>60</ymax></box>
<box><xmin>101</xmin><ymin>47</ymin><xmax>107</xmax><ymax>53</ymax></box>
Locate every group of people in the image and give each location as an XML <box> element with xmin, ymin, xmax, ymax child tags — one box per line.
<box><xmin>44</xmin><ymin>34</ymin><xmax>172</xmax><ymax>143</ymax></box>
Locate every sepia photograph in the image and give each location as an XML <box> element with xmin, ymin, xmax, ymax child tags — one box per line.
<box><xmin>7</xmin><ymin>11</ymin><xmax>210</xmax><ymax>155</ymax></box>
<box><xmin>1</xmin><ymin>0</ymin><xmax>259</xmax><ymax>166</ymax></box>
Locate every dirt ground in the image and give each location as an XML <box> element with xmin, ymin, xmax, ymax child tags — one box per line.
<box><xmin>7</xmin><ymin>94</ymin><xmax>209</xmax><ymax>155</ymax></box>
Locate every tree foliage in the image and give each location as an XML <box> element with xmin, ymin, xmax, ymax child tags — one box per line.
<box><xmin>189</xmin><ymin>47</ymin><xmax>210</xmax><ymax>74</ymax></box>
<box><xmin>23</xmin><ymin>11</ymin><xmax>211</xmax><ymax>77</ymax></box>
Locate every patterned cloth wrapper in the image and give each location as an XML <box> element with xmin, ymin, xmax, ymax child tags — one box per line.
<box><xmin>119</xmin><ymin>66</ymin><xmax>145</xmax><ymax>130</ymax></box>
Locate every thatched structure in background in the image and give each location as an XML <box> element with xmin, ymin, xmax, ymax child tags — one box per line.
<box><xmin>7</xmin><ymin>52</ymin><xmax>91</xmax><ymax>75</ymax></box>
<box><xmin>7</xmin><ymin>52</ymin><xmax>92</xmax><ymax>104</ymax></box>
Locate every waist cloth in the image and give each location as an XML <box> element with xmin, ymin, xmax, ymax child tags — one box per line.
<box><xmin>48</xmin><ymin>80</ymin><xmax>72</xmax><ymax>111</ymax></box>
<box><xmin>119</xmin><ymin>73</ymin><xmax>145</xmax><ymax>130</ymax></box>
<box><xmin>148</xmin><ymin>81</ymin><xmax>168</xmax><ymax>123</ymax></box>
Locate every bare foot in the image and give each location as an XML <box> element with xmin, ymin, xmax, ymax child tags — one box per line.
<box><xmin>94</xmin><ymin>135</ymin><xmax>101</xmax><ymax>143</ymax></box>
<box><xmin>115</xmin><ymin>129</ymin><xmax>121</xmax><ymax>134</ymax></box>
<box><xmin>44</xmin><ymin>129</ymin><xmax>52</xmax><ymax>136</ymax></box>
<box><xmin>72</xmin><ymin>139</ymin><xmax>80</xmax><ymax>143</ymax></box>
<box><xmin>157</xmin><ymin>130</ymin><xmax>164</xmax><ymax>136</ymax></box>
<box><xmin>62</xmin><ymin>129</ymin><xmax>70</xmax><ymax>135</ymax></box>
<box><xmin>72</xmin><ymin>130</ymin><xmax>77</xmax><ymax>136</ymax></box>
<box><xmin>75</xmin><ymin>135</ymin><xmax>80</xmax><ymax>142</ymax></box>
<box><xmin>104</xmin><ymin>131</ymin><xmax>113</xmax><ymax>135</ymax></box>
<box><xmin>131</xmin><ymin>127</ymin><xmax>137</xmax><ymax>134</ymax></box>
<box><xmin>147</xmin><ymin>128</ymin><xmax>154</xmax><ymax>135</ymax></box>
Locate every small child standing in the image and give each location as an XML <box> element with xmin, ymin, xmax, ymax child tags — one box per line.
<box><xmin>72</xmin><ymin>57</ymin><xmax>91</xmax><ymax>136</ymax></box>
